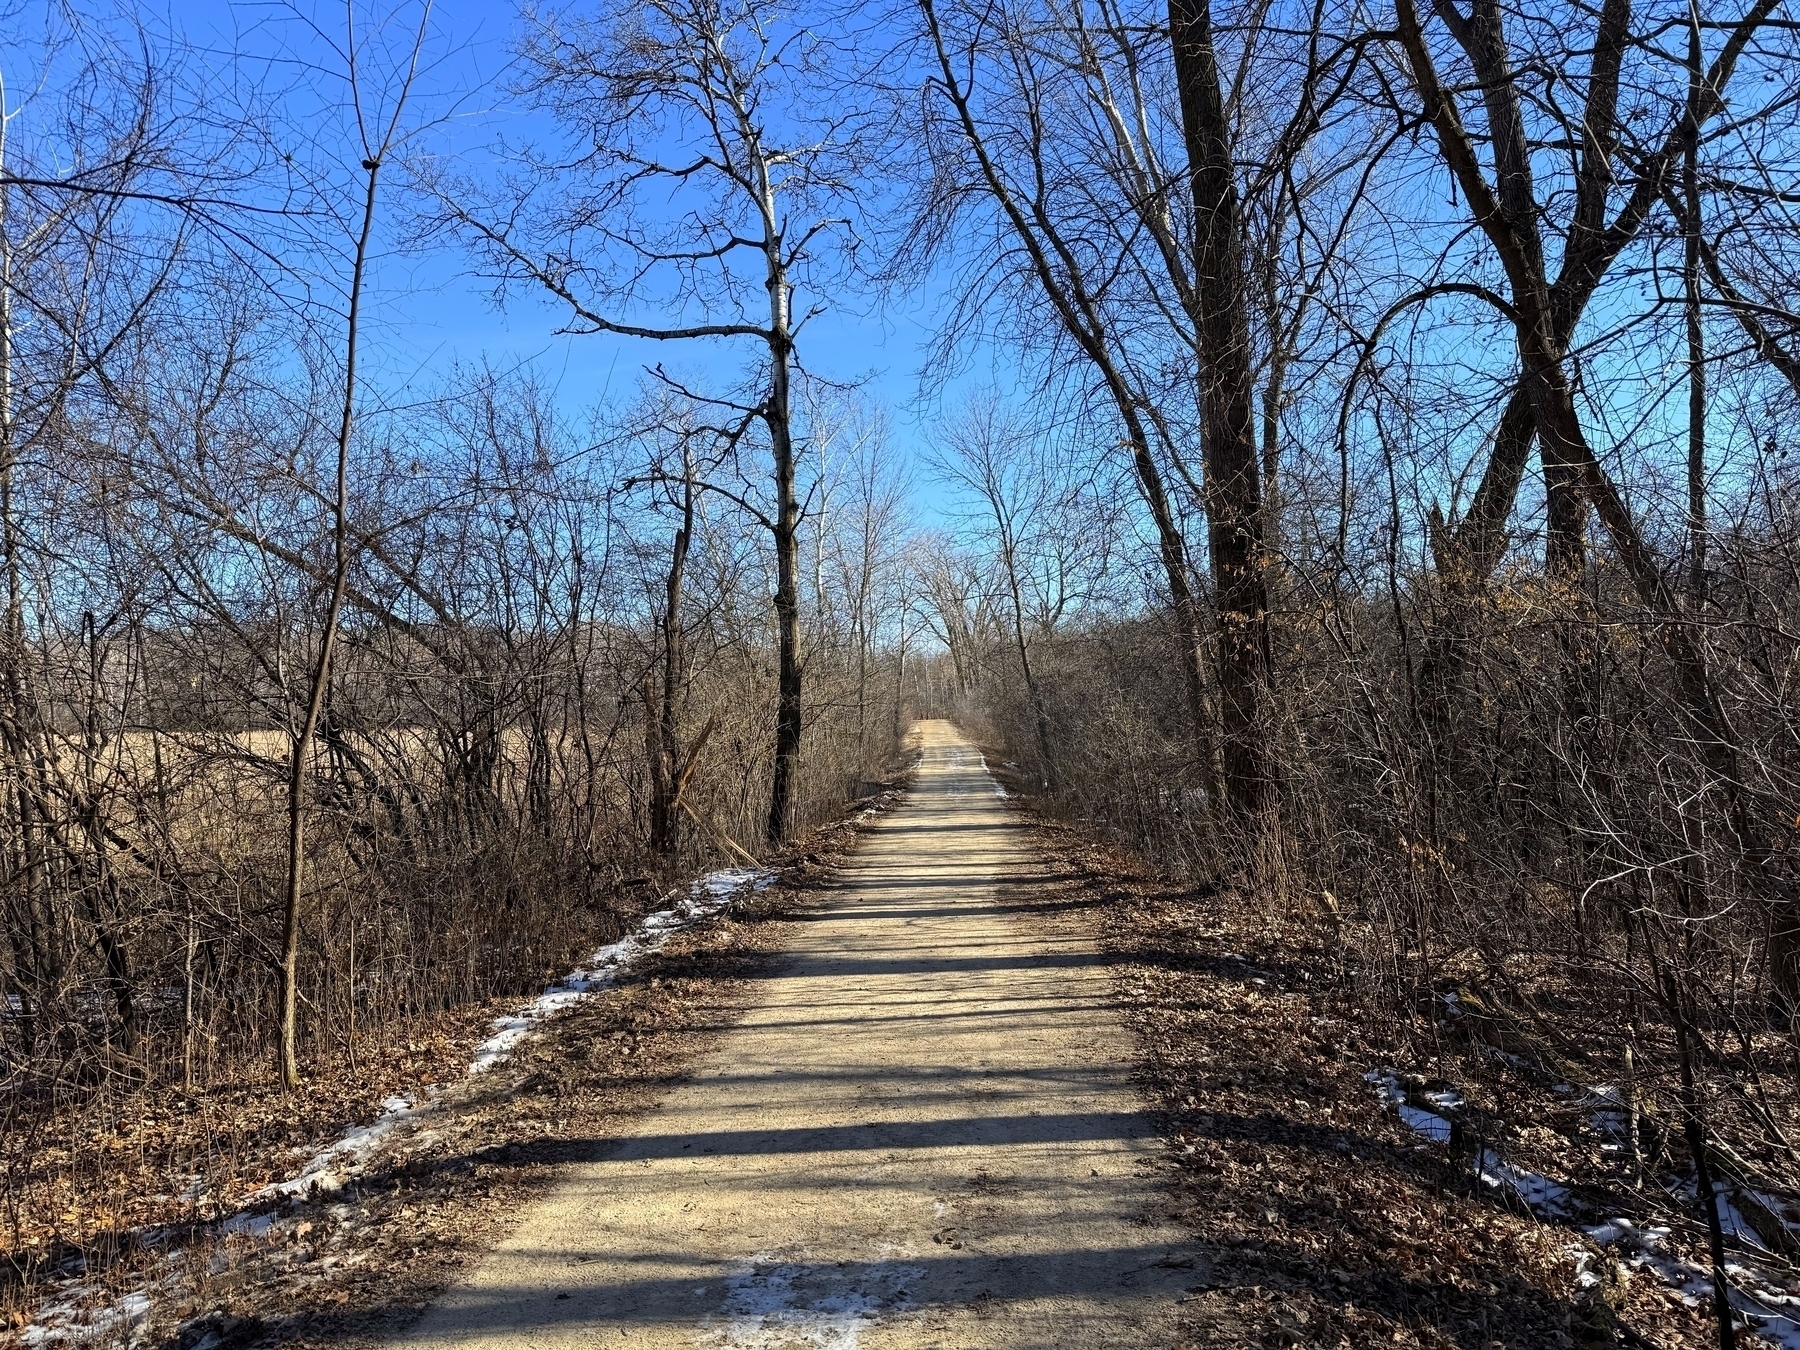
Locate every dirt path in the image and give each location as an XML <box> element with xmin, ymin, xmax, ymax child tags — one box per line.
<box><xmin>392</xmin><ymin>721</ymin><xmax>1199</xmax><ymax>1349</ymax></box>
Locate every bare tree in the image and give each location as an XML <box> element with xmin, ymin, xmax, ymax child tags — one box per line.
<box><xmin>270</xmin><ymin>0</ymin><xmax>432</xmax><ymax>1091</ymax></box>
<box><xmin>1388</xmin><ymin>0</ymin><xmax>1779</xmax><ymax>595</ymax></box>
<box><xmin>0</xmin><ymin>34</ymin><xmax>197</xmax><ymax>1066</ymax></box>
<box><xmin>910</xmin><ymin>0</ymin><xmax>1221</xmax><ymax>805</ymax></box>
<box><xmin>802</xmin><ymin>389</ymin><xmax>909</xmax><ymax>771</ymax></box>
<box><xmin>929</xmin><ymin>397</ymin><xmax>1107</xmax><ymax>788</ymax></box>
<box><xmin>906</xmin><ymin>0</ymin><xmax>1362</xmax><ymax>824</ymax></box>
<box><xmin>1165</xmin><ymin>0</ymin><xmax>1276</xmax><ymax>823</ymax></box>
<box><xmin>440</xmin><ymin>0</ymin><xmax>869</xmax><ymax>843</ymax></box>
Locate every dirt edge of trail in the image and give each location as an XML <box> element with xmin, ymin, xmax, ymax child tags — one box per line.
<box><xmin>1001</xmin><ymin>812</ymin><xmax>1726</xmax><ymax>1350</ymax></box>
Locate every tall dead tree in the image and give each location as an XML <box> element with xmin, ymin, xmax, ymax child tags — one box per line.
<box><xmin>444</xmin><ymin>0</ymin><xmax>867</xmax><ymax>844</ymax></box>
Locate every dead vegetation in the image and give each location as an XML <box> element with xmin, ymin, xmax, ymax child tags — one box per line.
<box><xmin>3</xmin><ymin>787</ymin><xmax>897</xmax><ymax>1347</ymax></box>
<box><xmin>980</xmin><ymin>794</ymin><xmax>1792</xmax><ymax>1349</ymax></box>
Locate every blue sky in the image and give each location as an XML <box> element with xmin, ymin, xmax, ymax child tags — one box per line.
<box><xmin>101</xmin><ymin>0</ymin><xmax>990</xmax><ymax>521</ymax></box>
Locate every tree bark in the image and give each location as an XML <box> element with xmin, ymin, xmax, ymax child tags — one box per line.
<box><xmin>647</xmin><ymin>457</ymin><xmax>693</xmax><ymax>856</ymax></box>
<box><xmin>765</xmin><ymin>304</ymin><xmax>803</xmax><ymax>845</ymax></box>
<box><xmin>1168</xmin><ymin>0</ymin><xmax>1275</xmax><ymax>824</ymax></box>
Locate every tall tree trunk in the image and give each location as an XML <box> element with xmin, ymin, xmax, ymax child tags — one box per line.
<box><xmin>1683</xmin><ymin>11</ymin><xmax>1706</xmax><ymax>606</ymax></box>
<box><xmin>643</xmin><ymin>672</ymin><xmax>672</xmax><ymax>852</ymax></box>
<box><xmin>1261</xmin><ymin>353</ymin><xmax>1287</xmax><ymax>571</ymax></box>
<box><xmin>1168</xmin><ymin>0</ymin><xmax>1275</xmax><ymax>824</ymax></box>
<box><xmin>765</xmin><ymin>281</ymin><xmax>802</xmax><ymax>845</ymax></box>
<box><xmin>647</xmin><ymin>457</ymin><xmax>693</xmax><ymax>856</ymax></box>
<box><xmin>279</xmin><ymin>158</ymin><xmax>380</xmax><ymax>1090</ymax></box>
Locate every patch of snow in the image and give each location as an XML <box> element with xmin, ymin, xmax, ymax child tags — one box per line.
<box><xmin>969</xmin><ymin>750</ymin><xmax>1010</xmax><ymax>798</ymax></box>
<box><xmin>1365</xmin><ymin>1068</ymin><xmax>1454</xmax><ymax>1144</ymax></box>
<box><xmin>1585</xmin><ymin>1217</ymin><xmax>1640</xmax><ymax>1246</ymax></box>
<box><xmin>467</xmin><ymin>866</ymin><xmax>773</xmax><ymax>1076</ymax></box>
<box><xmin>21</xmin><ymin>1288</ymin><xmax>153</xmax><ymax>1347</ymax></box>
<box><xmin>704</xmin><ymin>1249</ymin><xmax>924</xmax><ymax>1348</ymax></box>
<box><xmin>1399</xmin><ymin>1104</ymin><xmax>1453</xmax><ymax>1143</ymax></box>
<box><xmin>1585</xmin><ymin>1216</ymin><xmax>1800</xmax><ymax>1349</ymax></box>
<box><xmin>1580</xmin><ymin>1084</ymin><xmax>1631</xmax><ymax>1140</ymax></box>
<box><xmin>248</xmin><ymin>1094</ymin><xmax>419</xmax><ymax>1201</ymax></box>
<box><xmin>1364</xmin><ymin>1067</ymin><xmax>1402</xmax><ymax>1106</ymax></box>
<box><xmin>25</xmin><ymin>862</ymin><xmax>780</xmax><ymax>1344</ymax></box>
<box><xmin>1476</xmin><ymin>1149</ymin><xmax>1571</xmax><ymax>1218</ymax></box>
<box><xmin>1367</xmin><ymin>1068</ymin><xmax>1582</xmax><ymax>1224</ymax></box>
<box><xmin>1365</xmin><ymin>1069</ymin><xmax>1573</xmax><ymax>1214</ymax></box>
<box><xmin>217</xmin><ymin>1211</ymin><xmax>279</xmax><ymax>1239</ymax></box>
<box><xmin>1568</xmin><ymin>1243</ymin><xmax>1604</xmax><ymax>1288</ymax></box>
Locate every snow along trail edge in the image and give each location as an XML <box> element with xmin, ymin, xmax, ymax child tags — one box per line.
<box><xmin>18</xmin><ymin>864</ymin><xmax>782</xmax><ymax>1347</ymax></box>
<box><xmin>1367</xmin><ymin>1067</ymin><xmax>1800</xmax><ymax>1347</ymax></box>
<box><xmin>253</xmin><ymin>866</ymin><xmax>776</xmax><ymax>1202</ymax></box>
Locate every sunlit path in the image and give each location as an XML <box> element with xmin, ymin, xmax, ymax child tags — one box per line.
<box><xmin>391</xmin><ymin>720</ymin><xmax>1196</xmax><ymax>1349</ymax></box>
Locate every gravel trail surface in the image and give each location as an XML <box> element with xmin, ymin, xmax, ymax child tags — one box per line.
<box><xmin>392</xmin><ymin>720</ymin><xmax>1198</xmax><ymax>1349</ymax></box>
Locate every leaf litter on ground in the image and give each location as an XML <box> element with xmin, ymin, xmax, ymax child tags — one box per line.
<box><xmin>10</xmin><ymin>791</ymin><xmax>904</xmax><ymax>1350</ymax></box>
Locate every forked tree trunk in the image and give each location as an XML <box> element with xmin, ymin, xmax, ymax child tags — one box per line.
<box><xmin>1168</xmin><ymin>0</ymin><xmax>1275</xmax><ymax>825</ymax></box>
